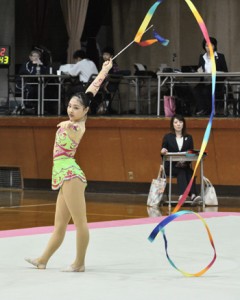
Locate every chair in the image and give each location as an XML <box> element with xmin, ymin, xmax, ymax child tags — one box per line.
<box><xmin>218</xmin><ymin>81</ymin><xmax>239</xmax><ymax>116</ymax></box>
<box><xmin>102</xmin><ymin>75</ymin><xmax>122</xmax><ymax>114</ymax></box>
<box><xmin>17</xmin><ymin>74</ymin><xmax>41</xmax><ymax>115</ymax></box>
<box><xmin>85</xmin><ymin>73</ymin><xmax>98</xmax><ymax>87</ymax></box>
<box><xmin>8</xmin><ymin>75</ymin><xmax>22</xmax><ymax>114</ymax></box>
<box><xmin>134</xmin><ymin>63</ymin><xmax>156</xmax><ymax>78</ymax></box>
<box><xmin>97</xmin><ymin>70</ymin><xmax>130</xmax><ymax>115</ymax></box>
<box><xmin>232</xmin><ymin>85</ymin><xmax>240</xmax><ymax>116</ymax></box>
<box><xmin>214</xmin><ymin>80</ymin><xmax>235</xmax><ymax>116</ymax></box>
<box><xmin>134</xmin><ymin>63</ymin><xmax>147</xmax><ymax>72</ymax></box>
<box><xmin>8</xmin><ymin>74</ymin><xmax>38</xmax><ymax>115</ymax></box>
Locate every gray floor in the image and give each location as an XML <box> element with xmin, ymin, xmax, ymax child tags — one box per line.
<box><xmin>0</xmin><ymin>213</ymin><xmax>239</xmax><ymax>300</ymax></box>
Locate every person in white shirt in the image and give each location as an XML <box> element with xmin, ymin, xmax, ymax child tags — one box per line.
<box><xmin>60</xmin><ymin>50</ymin><xmax>98</xmax><ymax>93</ymax></box>
<box><xmin>68</xmin><ymin>50</ymin><xmax>98</xmax><ymax>84</ymax></box>
<box><xmin>60</xmin><ymin>50</ymin><xmax>99</xmax><ymax>113</ymax></box>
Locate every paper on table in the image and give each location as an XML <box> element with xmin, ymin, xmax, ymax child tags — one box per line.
<box><xmin>165</xmin><ymin>152</ymin><xmax>187</xmax><ymax>156</ymax></box>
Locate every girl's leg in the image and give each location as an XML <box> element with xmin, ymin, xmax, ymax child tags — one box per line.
<box><xmin>61</xmin><ymin>178</ymin><xmax>89</xmax><ymax>270</ymax></box>
<box><xmin>34</xmin><ymin>189</ymin><xmax>72</xmax><ymax>266</ymax></box>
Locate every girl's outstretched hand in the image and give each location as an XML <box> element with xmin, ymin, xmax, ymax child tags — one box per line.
<box><xmin>57</xmin><ymin>121</ymin><xmax>74</xmax><ymax>129</ymax></box>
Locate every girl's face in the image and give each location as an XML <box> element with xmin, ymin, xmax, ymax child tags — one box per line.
<box><xmin>173</xmin><ymin>118</ymin><xmax>184</xmax><ymax>133</ymax></box>
<box><xmin>67</xmin><ymin>97</ymin><xmax>88</xmax><ymax>122</ymax></box>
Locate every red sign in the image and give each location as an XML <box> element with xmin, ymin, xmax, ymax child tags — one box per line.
<box><xmin>0</xmin><ymin>46</ymin><xmax>10</xmax><ymax>65</ymax></box>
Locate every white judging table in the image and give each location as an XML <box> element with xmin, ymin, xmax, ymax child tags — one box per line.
<box><xmin>162</xmin><ymin>152</ymin><xmax>206</xmax><ymax>209</ymax></box>
<box><xmin>156</xmin><ymin>71</ymin><xmax>240</xmax><ymax>116</ymax></box>
<box><xmin>20</xmin><ymin>74</ymin><xmax>70</xmax><ymax>115</ymax></box>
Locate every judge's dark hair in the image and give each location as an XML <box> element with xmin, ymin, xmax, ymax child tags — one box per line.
<box><xmin>73</xmin><ymin>50</ymin><xmax>86</xmax><ymax>60</ymax></box>
<box><xmin>70</xmin><ymin>92</ymin><xmax>93</xmax><ymax>108</ymax></box>
<box><xmin>170</xmin><ymin>114</ymin><xmax>187</xmax><ymax>136</ymax></box>
<box><xmin>102</xmin><ymin>46</ymin><xmax>114</xmax><ymax>56</ymax></box>
<box><xmin>202</xmin><ymin>37</ymin><xmax>218</xmax><ymax>51</ymax></box>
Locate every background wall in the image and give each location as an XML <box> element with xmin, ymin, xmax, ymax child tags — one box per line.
<box><xmin>0</xmin><ymin>117</ymin><xmax>239</xmax><ymax>187</ymax></box>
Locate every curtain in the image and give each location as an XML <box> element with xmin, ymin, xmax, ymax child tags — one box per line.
<box><xmin>26</xmin><ymin>0</ymin><xmax>51</xmax><ymax>45</ymax></box>
<box><xmin>81</xmin><ymin>0</ymin><xmax>111</xmax><ymax>69</ymax></box>
<box><xmin>60</xmin><ymin>0</ymin><xmax>89</xmax><ymax>63</ymax></box>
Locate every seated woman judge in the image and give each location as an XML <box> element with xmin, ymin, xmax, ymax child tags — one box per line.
<box><xmin>161</xmin><ymin>115</ymin><xmax>201</xmax><ymax>204</ymax></box>
<box><xmin>194</xmin><ymin>37</ymin><xmax>228</xmax><ymax>116</ymax></box>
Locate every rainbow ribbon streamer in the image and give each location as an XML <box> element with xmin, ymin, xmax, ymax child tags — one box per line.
<box><xmin>134</xmin><ymin>0</ymin><xmax>169</xmax><ymax>46</ymax></box>
<box><xmin>135</xmin><ymin>0</ymin><xmax>217</xmax><ymax>276</ymax></box>
<box><xmin>173</xmin><ymin>0</ymin><xmax>216</xmax><ymax>213</ymax></box>
<box><xmin>148</xmin><ymin>210</ymin><xmax>217</xmax><ymax>276</ymax></box>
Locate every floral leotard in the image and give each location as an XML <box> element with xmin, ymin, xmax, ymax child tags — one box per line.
<box><xmin>52</xmin><ymin>123</ymin><xmax>87</xmax><ymax>190</ymax></box>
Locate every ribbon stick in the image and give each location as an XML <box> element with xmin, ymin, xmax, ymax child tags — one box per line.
<box><xmin>148</xmin><ymin>0</ymin><xmax>217</xmax><ymax>277</ymax></box>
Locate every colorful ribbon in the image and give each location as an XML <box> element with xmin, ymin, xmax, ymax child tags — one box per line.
<box><xmin>173</xmin><ymin>0</ymin><xmax>216</xmax><ymax>213</ymax></box>
<box><xmin>148</xmin><ymin>210</ymin><xmax>217</xmax><ymax>276</ymax></box>
<box><xmin>134</xmin><ymin>0</ymin><xmax>169</xmax><ymax>46</ymax></box>
<box><xmin>135</xmin><ymin>0</ymin><xmax>217</xmax><ymax>276</ymax></box>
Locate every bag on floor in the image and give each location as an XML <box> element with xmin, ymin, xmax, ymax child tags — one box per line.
<box><xmin>147</xmin><ymin>206</ymin><xmax>162</xmax><ymax>217</ymax></box>
<box><xmin>203</xmin><ymin>176</ymin><xmax>218</xmax><ymax>206</ymax></box>
<box><xmin>147</xmin><ymin>165</ymin><xmax>166</xmax><ymax>207</ymax></box>
<box><xmin>164</xmin><ymin>96</ymin><xmax>176</xmax><ymax>117</ymax></box>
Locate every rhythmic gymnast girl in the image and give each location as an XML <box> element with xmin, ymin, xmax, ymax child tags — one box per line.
<box><xmin>25</xmin><ymin>59</ymin><xmax>113</xmax><ymax>272</ymax></box>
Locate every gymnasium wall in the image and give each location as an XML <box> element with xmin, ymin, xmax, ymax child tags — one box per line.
<box><xmin>0</xmin><ymin>117</ymin><xmax>239</xmax><ymax>186</ymax></box>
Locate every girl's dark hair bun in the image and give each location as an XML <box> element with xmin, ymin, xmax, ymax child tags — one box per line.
<box><xmin>72</xmin><ymin>92</ymin><xmax>93</xmax><ymax>108</ymax></box>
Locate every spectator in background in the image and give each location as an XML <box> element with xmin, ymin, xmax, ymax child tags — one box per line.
<box><xmin>102</xmin><ymin>46</ymin><xmax>119</xmax><ymax>74</ymax></box>
<box><xmin>161</xmin><ymin>115</ymin><xmax>201</xmax><ymax>205</ymax></box>
<box><xmin>16</xmin><ymin>50</ymin><xmax>47</xmax><ymax>114</ymax></box>
<box><xmin>18</xmin><ymin>50</ymin><xmax>47</xmax><ymax>76</ymax></box>
<box><xmin>194</xmin><ymin>37</ymin><xmax>228</xmax><ymax>116</ymax></box>
<box><xmin>60</xmin><ymin>50</ymin><xmax>98</xmax><ymax>93</ymax></box>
